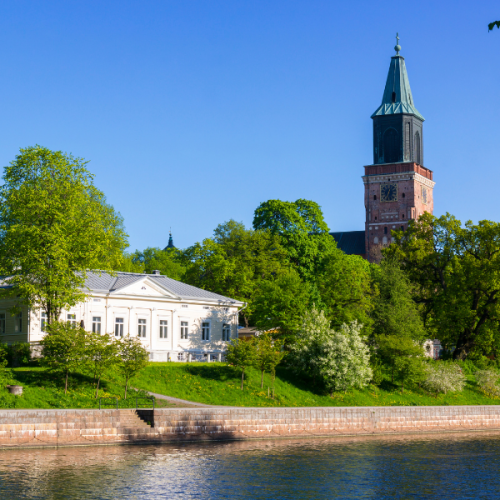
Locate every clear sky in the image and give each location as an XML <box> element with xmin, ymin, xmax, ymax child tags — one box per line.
<box><xmin>0</xmin><ymin>0</ymin><xmax>498</xmax><ymax>251</ymax></box>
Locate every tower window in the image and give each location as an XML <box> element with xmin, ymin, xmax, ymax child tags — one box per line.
<box><xmin>384</xmin><ymin>227</ymin><xmax>388</xmax><ymax>235</ymax></box>
<box><xmin>414</xmin><ymin>131</ymin><xmax>421</xmax><ymax>165</ymax></box>
<box><xmin>375</xmin><ymin>217</ymin><xmax>377</xmax><ymax>220</ymax></box>
<box><xmin>402</xmin><ymin>214</ymin><xmax>405</xmax><ymax>219</ymax></box>
<box><xmin>391</xmin><ymin>91</ymin><xmax>396</xmax><ymax>103</ymax></box>
<box><xmin>373</xmin><ymin>195</ymin><xmax>377</xmax><ymax>200</ymax></box>
<box><xmin>402</xmin><ymin>193</ymin><xmax>405</xmax><ymax>198</ymax></box>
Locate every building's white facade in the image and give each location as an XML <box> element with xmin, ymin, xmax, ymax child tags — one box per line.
<box><xmin>0</xmin><ymin>271</ymin><xmax>244</xmax><ymax>362</ymax></box>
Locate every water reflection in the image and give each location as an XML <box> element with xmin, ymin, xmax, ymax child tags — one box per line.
<box><xmin>1</xmin><ymin>433</ymin><xmax>500</xmax><ymax>499</ymax></box>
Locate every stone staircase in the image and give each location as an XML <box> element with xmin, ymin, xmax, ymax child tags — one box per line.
<box><xmin>118</xmin><ymin>409</ymin><xmax>152</xmax><ymax>429</ymax></box>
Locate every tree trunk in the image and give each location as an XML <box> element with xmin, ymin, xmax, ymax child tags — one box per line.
<box><xmin>241</xmin><ymin>368</ymin><xmax>245</xmax><ymax>390</ymax></box>
<box><xmin>261</xmin><ymin>370</ymin><xmax>264</xmax><ymax>389</ymax></box>
<box><xmin>64</xmin><ymin>370</ymin><xmax>69</xmax><ymax>395</ymax></box>
<box><xmin>95</xmin><ymin>375</ymin><xmax>101</xmax><ymax>399</ymax></box>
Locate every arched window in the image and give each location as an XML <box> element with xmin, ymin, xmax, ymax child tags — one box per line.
<box><xmin>382</xmin><ymin>236</ymin><xmax>388</xmax><ymax>245</ymax></box>
<box><xmin>373</xmin><ymin>195</ymin><xmax>377</xmax><ymax>200</ymax></box>
<box><xmin>402</xmin><ymin>192</ymin><xmax>405</xmax><ymax>198</ymax></box>
<box><xmin>404</xmin><ymin>123</ymin><xmax>410</xmax><ymax>161</ymax></box>
<box><xmin>401</xmin><ymin>226</ymin><xmax>404</xmax><ymax>231</ymax></box>
<box><xmin>374</xmin><ymin>237</ymin><xmax>379</xmax><ymax>244</ymax></box>
<box><xmin>414</xmin><ymin>131</ymin><xmax>421</xmax><ymax>165</ymax></box>
<box><xmin>384</xmin><ymin>227</ymin><xmax>388</xmax><ymax>235</ymax></box>
<box><xmin>391</xmin><ymin>92</ymin><xmax>396</xmax><ymax>103</ymax></box>
<box><xmin>383</xmin><ymin>128</ymin><xmax>399</xmax><ymax>163</ymax></box>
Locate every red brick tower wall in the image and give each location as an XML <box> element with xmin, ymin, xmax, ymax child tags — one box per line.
<box><xmin>363</xmin><ymin>162</ymin><xmax>434</xmax><ymax>259</ymax></box>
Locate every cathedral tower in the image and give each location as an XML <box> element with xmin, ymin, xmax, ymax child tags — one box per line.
<box><xmin>364</xmin><ymin>37</ymin><xmax>435</xmax><ymax>260</ymax></box>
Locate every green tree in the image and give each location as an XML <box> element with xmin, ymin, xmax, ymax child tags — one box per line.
<box><xmin>117</xmin><ymin>336</ymin><xmax>149</xmax><ymax>399</ymax></box>
<box><xmin>88</xmin><ymin>332</ymin><xmax>119</xmax><ymax>399</ymax></box>
<box><xmin>254</xmin><ymin>333</ymin><xmax>286</xmax><ymax>389</ymax></box>
<box><xmin>489</xmin><ymin>21</ymin><xmax>500</xmax><ymax>31</ymax></box>
<box><xmin>225</xmin><ymin>338</ymin><xmax>256</xmax><ymax>390</ymax></box>
<box><xmin>386</xmin><ymin>213</ymin><xmax>500</xmax><ymax>360</ymax></box>
<box><xmin>0</xmin><ymin>146</ymin><xmax>127</xmax><ymax>324</ymax></box>
<box><xmin>127</xmin><ymin>247</ymin><xmax>185</xmax><ymax>280</ymax></box>
<box><xmin>376</xmin><ymin>334</ymin><xmax>424</xmax><ymax>385</ymax></box>
<box><xmin>251</xmin><ymin>269</ymin><xmax>312</xmax><ymax>339</ymax></box>
<box><xmin>316</xmin><ymin>249</ymin><xmax>374</xmax><ymax>332</ymax></box>
<box><xmin>370</xmin><ymin>258</ymin><xmax>425</xmax><ymax>341</ymax></box>
<box><xmin>183</xmin><ymin>221</ymin><xmax>289</xmax><ymax>326</ymax></box>
<box><xmin>40</xmin><ymin>321</ymin><xmax>88</xmax><ymax>394</ymax></box>
<box><xmin>253</xmin><ymin>199</ymin><xmax>337</xmax><ymax>282</ymax></box>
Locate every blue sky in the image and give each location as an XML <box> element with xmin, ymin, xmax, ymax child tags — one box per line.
<box><xmin>0</xmin><ymin>1</ymin><xmax>498</xmax><ymax>251</ymax></box>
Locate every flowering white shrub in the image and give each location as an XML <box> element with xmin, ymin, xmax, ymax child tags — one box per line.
<box><xmin>290</xmin><ymin>307</ymin><xmax>372</xmax><ymax>394</ymax></box>
<box><xmin>423</xmin><ymin>363</ymin><xmax>466</xmax><ymax>395</ymax></box>
<box><xmin>475</xmin><ymin>370</ymin><xmax>500</xmax><ymax>397</ymax></box>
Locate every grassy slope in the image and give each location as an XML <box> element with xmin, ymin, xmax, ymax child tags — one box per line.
<box><xmin>0</xmin><ymin>367</ymin><xmax>173</xmax><ymax>410</ymax></box>
<box><xmin>1</xmin><ymin>362</ymin><xmax>499</xmax><ymax>409</ymax></box>
<box><xmin>132</xmin><ymin>363</ymin><xmax>500</xmax><ymax>407</ymax></box>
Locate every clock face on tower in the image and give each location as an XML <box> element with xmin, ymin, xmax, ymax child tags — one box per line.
<box><xmin>381</xmin><ymin>183</ymin><xmax>398</xmax><ymax>202</ymax></box>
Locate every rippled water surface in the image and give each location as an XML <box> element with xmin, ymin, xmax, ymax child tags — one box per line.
<box><xmin>1</xmin><ymin>433</ymin><xmax>499</xmax><ymax>499</ymax></box>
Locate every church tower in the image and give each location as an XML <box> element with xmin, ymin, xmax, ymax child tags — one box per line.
<box><xmin>364</xmin><ymin>36</ymin><xmax>435</xmax><ymax>260</ymax></box>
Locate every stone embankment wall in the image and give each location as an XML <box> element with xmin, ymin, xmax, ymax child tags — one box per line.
<box><xmin>1</xmin><ymin>405</ymin><xmax>500</xmax><ymax>449</ymax></box>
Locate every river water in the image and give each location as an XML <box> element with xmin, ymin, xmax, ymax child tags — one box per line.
<box><xmin>0</xmin><ymin>433</ymin><xmax>499</xmax><ymax>499</ymax></box>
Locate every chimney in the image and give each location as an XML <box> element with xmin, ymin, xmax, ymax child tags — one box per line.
<box><xmin>152</xmin><ymin>270</ymin><xmax>161</xmax><ymax>275</ymax></box>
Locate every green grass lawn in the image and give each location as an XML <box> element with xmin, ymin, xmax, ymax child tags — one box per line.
<box><xmin>132</xmin><ymin>362</ymin><xmax>500</xmax><ymax>407</ymax></box>
<box><xmin>0</xmin><ymin>362</ymin><xmax>499</xmax><ymax>409</ymax></box>
<box><xmin>0</xmin><ymin>366</ymin><xmax>174</xmax><ymax>410</ymax></box>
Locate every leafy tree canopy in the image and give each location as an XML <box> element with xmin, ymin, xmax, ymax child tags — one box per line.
<box><xmin>316</xmin><ymin>250</ymin><xmax>374</xmax><ymax>332</ymax></box>
<box><xmin>489</xmin><ymin>21</ymin><xmax>500</xmax><ymax>31</ymax></box>
<box><xmin>124</xmin><ymin>247</ymin><xmax>186</xmax><ymax>280</ymax></box>
<box><xmin>370</xmin><ymin>258</ymin><xmax>425</xmax><ymax>342</ymax></box>
<box><xmin>253</xmin><ymin>199</ymin><xmax>337</xmax><ymax>281</ymax></box>
<box><xmin>251</xmin><ymin>269</ymin><xmax>313</xmax><ymax>339</ymax></box>
<box><xmin>0</xmin><ymin>146</ymin><xmax>127</xmax><ymax>323</ymax></box>
<box><xmin>385</xmin><ymin>213</ymin><xmax>500</xmax><ymax>360</ymax></box>
<box><xmin>183</xmin><ymin>220</ymin><xmax>290</xmax><ymax>326</ymax></box>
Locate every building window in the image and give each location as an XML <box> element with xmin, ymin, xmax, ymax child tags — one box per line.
<box><xmin>0</xmin><ymin>313</ymin><xmax>5</xmax><ymax>335</ymax></box>
<box><xmin>138</xmin><ymin>319</ymin><xmax>147</xmax><ymax>338</ymax></box>
<box><xmin>159</xmin><ymin>320</ymin><xmax>168</xmax><ymax>339</ymax></box>
<box><xmin>115</xmin><ymin>318</ymin><xmax>124</xmax><ymax>337</ymax></box>
<box><xmin>41</xmin><ymin>311</ymin><xmax>47</xmax><ymax>332</ymax></box>
<box><xmin>373</xmin><ymin>195</ymin><xmax>377</xmax><ymax>200</ymax></box>
<box><xmin>382</xmin><ymin>236</ymin><xmax>388</xmax><ymax>245</ymax></box>
<box><xmin>180</xmin><ymin>321</ymin><xmax>188</xmax><ymax>340</ymax></box>
<box><xmin>202</xmin><ymin>322</ymin><xmax>210</xmax><ymax>341</ymax></box>
<box><xmin>177</xmin><ymin>352</ymin><xmax>184</xmax><ymax>361</ymax></box>
<box><xmin>374</xmin><ymin>237</ymin><xmax>379</xmax><ymax>244</ymax></box>
<box><xmin>401</xmin><ymin>226</ymin><xmax>404</xmax><ymax>231</ymax></box>
<box><xmin>92</xmin><ymin>316</ymin><xmax>101</xmax><ymax>334</ymax></box>
<box><xmin>67</xmin><ymin>314</ymin><xmax>77</xmax><ymax>326</ymax></box>
<box><xmin>414</xmin><ymin>131</ymin><xmax>421</xmax><ymax>164</ymax></box>
<box><xmin>402</xmin><ymin>192</ymin><xmax>405</xmax><ymax>198</ymax></box>
<box><xmin>15</xmin><ymin>312</ymin><xmax>22</xmax><ymax>333</ymax></box>
<box><xmin>384</xmin><ymin>227</ymin><xmax>388</xmax><ymax>235</ymax></box>
<box><xmin>391</xmin><ymin>91</ymin><xmax>396</xmax><ymax>103</ymax></box>
<box><xmin>222</xmin><ymin>324</ymin><xmax>231</xmax><ymax>341</ymax></box>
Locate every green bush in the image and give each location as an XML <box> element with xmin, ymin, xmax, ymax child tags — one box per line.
<box><xmin>475</xmin><ymin>369</ymin><xmax>500</xmax><ymax>397</ymax></box>
<box><xmin>7</xmin><ymin>343</ymin><xmax>31</xmax><ymax>367</ymax></box>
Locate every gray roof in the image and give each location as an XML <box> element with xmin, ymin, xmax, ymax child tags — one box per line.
<box><xmin>371</xmin><ymin>52</ymin><xmax>424</xmax><ymax>121</ymax></box>
<box><xmin>330</xmin><ymin>231</ymin><xmax>366</xmax><ymax>256</ymax></box>
<box><xmin>85</xmin><ymin>271</ymin><xmax>241</xmax><ymax>304</ymax></box>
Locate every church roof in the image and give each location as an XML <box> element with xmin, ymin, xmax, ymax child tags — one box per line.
<box><xmin>330</xmin><ymin>231</ymin><xmax>366</xmax><ymax>256</ymax></box>
<box><xmin>371</xmin><ymin>42</ymin><xmax>424</xmax><ymax>121</ymax></box>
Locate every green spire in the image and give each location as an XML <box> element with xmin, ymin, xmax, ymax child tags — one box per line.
<box><xmin>371</xmin><ymin>36</ymin><xmax>424</xmax><ymax>121</ymax></box>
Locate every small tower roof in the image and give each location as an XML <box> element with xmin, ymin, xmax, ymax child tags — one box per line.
<box><xmin>164</xmin><ymin>229</ymin><xmax>176</xmax><ymax>250</ymax></box>
<box><xmin>371</xmin><ymin>35</ymin><xmax>424</xmax><ymax>121</ymax></box>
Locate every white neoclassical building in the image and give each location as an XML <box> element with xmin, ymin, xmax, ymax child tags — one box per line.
<box><xmin>0</xmin><ymin>271</ymin><xmax>244</xmax><ymax>362</ymax></box>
